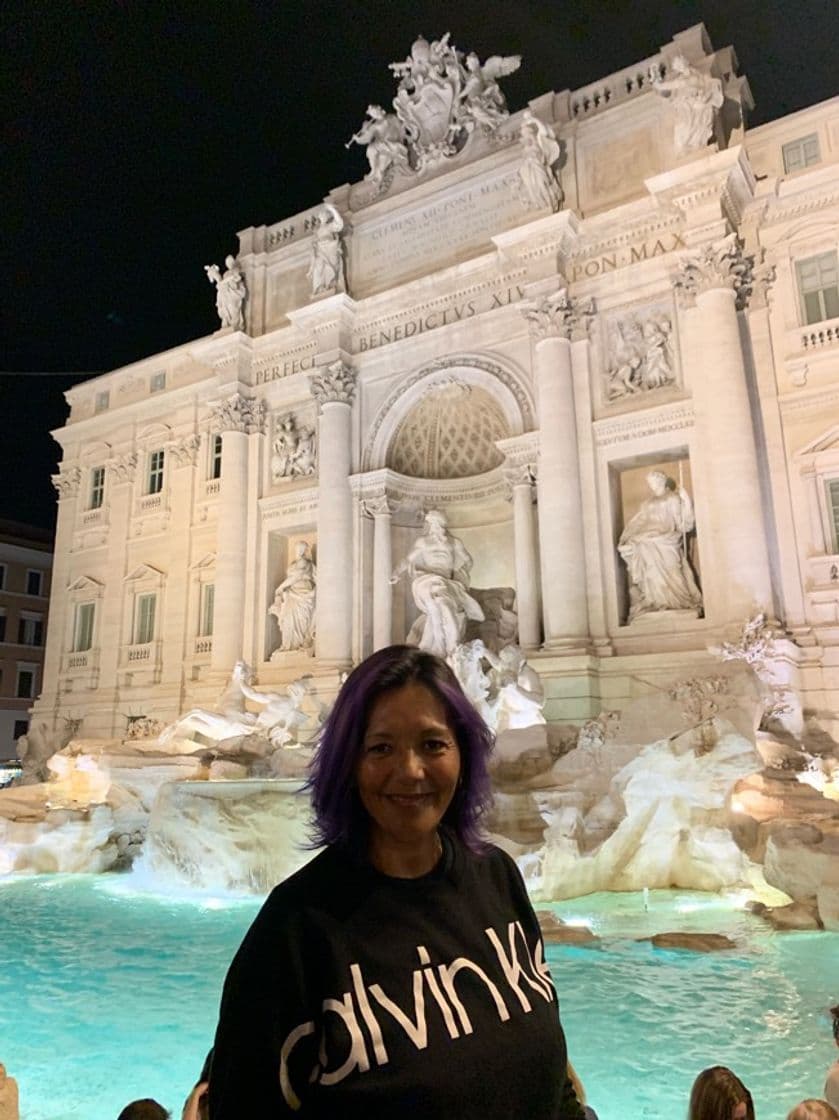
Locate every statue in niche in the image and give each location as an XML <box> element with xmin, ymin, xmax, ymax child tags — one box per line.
<box><xmin>650</xmin><ymin>54</ymin><xmax>723</xmax><ymax>155</ymax></box>
<box><xmin>484</xmin><ymin>644</ymin><xmax>546</xmax><ymax>732</ymax></box>
<box><xmin>617</xmin><ymin>470</ymin><xmax>702</xmax><ymax>623</ymax></box>
<box><xmin>390</xmin><ymin>508</ymin><xmax>484</xmax><ymax>658</ymax></box>
<box><xmin>307</xmin><ymin>204</ymin><xmax>346</xmax><ymax>296</ymax></box>
<box><xmin>605</xmin><ymin>313</ymin><xmax>675</xmax><ymax>401</ymax></box>
<box><xmin>269</xmin><ymin>541</ymin><xmax>317</xmax><ymax>653</ymax></box>
<box><xmin>270</xmin><ymin>415</ymin><xmax>316</xmax><ymax>482</ymax></box>
<box><xmin>516</xmin><ymin>109</ymin><xmax>563</xmax><ymax>212</ymax></box>
<box><xmin>204</xmin><ymin>255</ymin><xmax>246</xmax><ymax>332</ymax></box>
<box><xmin>346</xmin><ymin>104</ymin><xmax>410</xmax><ymax>187</ymax></box>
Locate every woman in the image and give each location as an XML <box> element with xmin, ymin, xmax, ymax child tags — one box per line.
<box><xmin>209</xmin><ymin>645</ymin><xmax>583</xmax><ymax>1118</ymax></box>
<box><xmin>688</xmin><ymin>1066</ymin><xmax>754</xmax><ymax>1120</ymax></box>
<box><xmin>786</xmin><ymin>1102</ymin><xmax>839</xmax><ymax>1120</ymax></box>
<box><xmin>826</xmin><ymin>1005</ymin><xmax>839</xmax><ymax>1110</ymax></box>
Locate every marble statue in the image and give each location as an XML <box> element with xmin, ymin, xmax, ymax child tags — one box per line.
<box><xmin>459</xmin><ymin>51</ymin><xmax>521</xmax><ymax>133</ymax></box>
<box><xmin>159</xmin><ymin>660</ymin><xmax>258</xmax><ymax>745</ymax></box>
<box><xmin>618</xmin><ymin>470</ymin><xmax>702</xmax><ymax>622</ymax></box>
<box><xmin>204</xmin><ymin>255</ymin><xmax>246</xmax><ymax>331</ymax></box>
<box><xmin>517</xmin><ymin>109</ymin><xmax>562</xmax><ymax>212</ymax></box>
<box><xmin>605</xmin><ymin>313</ymin><xmax>675</xmax><ymax>400</ymax></box>
<box><xmin>650</xmin><ymin>54</ymin><xmax>723</xmax><ymax>154</ymax></box>
<box><xmin>346</xmin><ymin>104</ymin><xmax>410</xmax><ymax>187</ymax></box>
<box><xmin>307</xmin><ymin>203</ymin><xmax>346</xmax><ymax>296</ymax></box>
<box><xmin>270</xmin><ymin>415</ymin><xmax>316</xmax><ymax>482</ymax></box>
<box><xmin>484</xmin><ymin>643</ymin><xmax>546</xmax><ymax>732</ymax></box>
<box><xmin>449</xmin><ymin>638</ymin><xmax>494</xmax><ymax>725</ymax></box>
<box><xmin>159</xmin><ymin>661</ymin><xmax>310</xmax><ymax>748</ymax></box>
<box><xmin>348</xmin><ymin>37</ymin><xmax>520</xmax><ymax>188</ymax></box>
<box><xmin>269</xmin><ymin>541</ymin><xmax>316</xmax><ymax>652</ymax></box>
<box><xmin>390</xmin><ymin>508</ymin><xmax>484</xmax><ymax>658</ymax></box>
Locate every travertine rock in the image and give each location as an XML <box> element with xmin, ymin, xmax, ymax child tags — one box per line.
<box><xmin>645</xmin><ymin>932</ymin><xmax>737</xmax><ymax>951</ymax></box>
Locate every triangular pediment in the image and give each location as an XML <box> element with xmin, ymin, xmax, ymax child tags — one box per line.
<box><xmin>123</xmin><ymin>563</ymin><xmax>165</xmax><ymax>584</ymax></box>
<box><xmin>795</xmin><ymin>424</ymin><xmax>839</xmax><ymax>458</ymax></box>
<box><xmin>66</xmin><ymin>575</ymin><xmax>105</xmax><ymax>593</ymax></box>
<box><xmin>190</xmin><ymin>552</ymin><xmax>216</xmax><ymax>571</ymax></box>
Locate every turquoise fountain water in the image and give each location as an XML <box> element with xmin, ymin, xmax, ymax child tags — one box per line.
<box><xmin>1</xmin><ymin>875</ymin><xmax>835</xmax><ymax>1120</ymax></box>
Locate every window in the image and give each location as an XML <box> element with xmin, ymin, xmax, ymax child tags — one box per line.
<box><xmin>0</xmin><ymin>564</ymin><xmax>5</xmax><ymax>589</ymax></box>
<box><xmin>147</xmin><ymin>449</ymin><xmax>165</xmax><ymax>494</ymax></box>
<box><xmin>782</xmin><ymin>134</ymin><xmax>820</xmax><ymax>174</ymax></box>
<box><xmin>0</xmin><ymin>611</ymin><xmax>5</xmax><ymax>641</ymax></box>
<box><xmin>89</xmin><ymin>466</ymin><xmax>105</xmax><ymax>509</ymax></box>
<box><xmin>16</xmin><ymin>666</ymin><xmax>36</xmax><ymax>698</ymax></box>
<box><xmin>797</xmin><ymin>252</ymin><xmax>839</xmax><ymax>325</ymax></box>
<box><xmin>134</xmin><ymin>593</ymin><xmax>156</xmax><ymax>645</ymax></box>
<box><xmin>18</xmin><ymin>614</ymin><xmax>44</xmax><ymax>646</ymax></box>
<box><xmin>150</xmin><ymin>371</ymin><xmax>166</xmax><ymax>393</ymax></box>
<box><xmin>826</xmin><ymin>479</ymin><xmax>839</xmax><ymax>554</ymax></box>
<box><xmin>26</xmin><ymin>570</ymin><xmax>44</xmax><ymax>597</ymax></box>
<box><xmin>95</xmin><ymin>390</ymin><xmax>110</xmax><ymax>413</ymax></box>
<box><xmin>13</xmin><ymin>719</ymin><xmax>28</xmax><ymax>740</ymax></box>
<box><xmin>199</xmin><ymin>583</ymin><xmax>215</xmax><ymax>637</ymax></box>
<box><xmin>74</xmin><ymin>602</ymin><xmax>95</xmax><ymax>652</ymax></box>
<box><xmin>211</xmin><ymin>434</ymin><xmax>223</xmax><ymax>480</ymax></box>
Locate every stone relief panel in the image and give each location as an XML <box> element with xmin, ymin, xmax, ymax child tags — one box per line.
<box><xmin>615</xmin><ymin>457</ymin><xmax>703</xmax><ymax>626</ymax></box>
<box><xmin>270</xmin><ymin>411</ymin><xmax>317</xmax><ymax>484</ymax></box>
<box><xmin>601</xmin><ymin>302</ymin><xmax>681</xmax><ymax>406</ymax></box>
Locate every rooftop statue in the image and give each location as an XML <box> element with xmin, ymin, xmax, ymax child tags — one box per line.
<box><xmin>348</xmin><ymin>35</ymin><xmax>520</xmax><ymax>190</ymax></box>
<box><xmin>390</xmin><ymin>508</ymin><xmax>485</xmax><ymax>658</ymax></box>
<box><xmin>650</xmin><ymin>53</ymin><xmax>723</xmax><ymax>154</ymax></box>
<box><xmin>618</xmin><ymin>470</ymin><xmax>703</xmax><ymax>622</ymax></box>
<box><xmin>307</xmin><ymin>203</ymin><xmax>346</xmax><ymax>296</ymax></box>
<box><xmin>204</xmin><ymin>254</ymin><xmax>246</xmax><ymax>332</ymax></box>
<box><xmin>516</xmin><ymin>108</ymin><xmax>563</xmax><ymax>212</ymax></box>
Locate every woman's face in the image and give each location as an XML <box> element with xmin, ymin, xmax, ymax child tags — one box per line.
<box><xmin>355</xmin><ymin>681</ymin><xmax>461</xmax><ymax>855</ymax></box>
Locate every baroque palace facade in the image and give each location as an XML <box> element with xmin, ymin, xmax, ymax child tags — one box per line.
<box><xmin>36</xmin><ymin>25</ymin><xmax>839</xmax><ymax>739</ymax></box>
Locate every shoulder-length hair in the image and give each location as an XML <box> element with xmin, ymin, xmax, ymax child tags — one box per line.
<box><xmin>688</xmin><ymin>1067</ymin><xmax>754</xmax><ymax>1120</ymax></box>
<box><xmin>306</xmin><ymin>644</ymin><xmax>494</xmax><ymax>852</ymax></box>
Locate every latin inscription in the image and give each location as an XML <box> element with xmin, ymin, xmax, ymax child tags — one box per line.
<box><xmin>255</xmin><ymin>354</ymin><xmax>316</xmax><ymax>385</ymax></box>
<box><xmin>571</xmin><ymin>232</ymin><xmax>685</xmax><ymax>282</ymax></box>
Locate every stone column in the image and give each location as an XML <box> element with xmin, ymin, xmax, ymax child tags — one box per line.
<box><xmin>504</xmin><ymin>463</ymin><xmax>541</xmax><ymax>650</ymax></box>
<box><xmin>95</xmin><ymin>453</ymin><xmax>136</xmax><ymax>733</ymax></box>
<box><xmin>209</xmin><ymin>394</ymin><xmax>265</xmax><ymax>672</ymax></box>
<box><xmin>160</xmin><ymin>435</ymin><xmax>199</xmax><ymax>691</ymax></box>
<box><xmin>366</xmin><ymin>496</ymin><xmax>394</xmax><ymax>651</ymax></box>
<box><xmin>677</xmin><ymin>236</ymin><xmax>773</xmax><ymax>620</ymax></box>
<box><xmin>522</xmin><ymin>288</ymin><xmax>589</xmax><ymax>647</ymax></box>
<box><xmin>37</xmin><ymin>465</ymin><xmax>82</xmax><ymax>723</ymax></box>
<box><xmin>309</xmin><ymin>361</ymin><xmax>357</xmax><ymax>665</ymax></box>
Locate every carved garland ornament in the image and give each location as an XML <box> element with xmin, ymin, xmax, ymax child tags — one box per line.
<box><xmin>107</xmin><ymin>453</ymin><xmax>138</xmax><ymax>484</ymax></box>
<box><xmin>168</xmin><ymin>434</ymin><xmax>201</xmax><ymax>467</ymax></box>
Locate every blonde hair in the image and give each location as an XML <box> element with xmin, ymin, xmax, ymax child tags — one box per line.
<box><xmin>567</xmin><ymin>1062</ymin><xmax>586</xmax><ymax>1106</ymax></box>
<box><xmin>786</xmin><ymin>1102</ymin><xmax>839</xmax><ymax>1120</ymax></box>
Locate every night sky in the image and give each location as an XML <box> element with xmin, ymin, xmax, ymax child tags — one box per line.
<box><xmin>3</xmin><ymin>0</ymin><xmax>837</xmax><ymax>530</ymax></box>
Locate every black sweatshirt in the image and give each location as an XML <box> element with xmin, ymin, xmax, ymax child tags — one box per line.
<box><xmin>209</xmin><ymin>834</ymin><xmax>584</xmax><ymax>1118</ymax></box>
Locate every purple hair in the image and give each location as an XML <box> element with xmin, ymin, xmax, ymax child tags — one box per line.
<box><xmin>306</xmin><ymin>645</ymin><xmax>494</xmax><ymax>853</ymax></box>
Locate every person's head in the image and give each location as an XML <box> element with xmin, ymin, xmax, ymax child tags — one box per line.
<box><xmin>830</xmin><ymin>1004</ymin><xmax>839</xmax><ymax>1046</ymax></box>
<box><xmin>688</xmin><ymin>1066</ymin><xmax>754</xmax><ymax>1120</ymax></box>
<box><xmin>423</xmin><ymin>509</ymin><xmax>448</xmax><ymax>538</ymax></box>
<box><xmin>307</xmin><ymin>645</ymin><xmax>494</xmax><ymax>853</ymax></box>
<box><xmin>786</xmin><ymin>1102</ymin><xmax>839</xmax><ymax>1120</ymax></box>
<box><xmin>116</xmin><ymin>1100</ymin><xmax>170</xmax><ymax>1120</ymax></box>
<box><xmin>646</xmin><ymin>469</ymin><xmax>670</xmax><ymax>496</ymax></box>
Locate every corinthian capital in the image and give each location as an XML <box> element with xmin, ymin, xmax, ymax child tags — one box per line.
<box><xmin>308</xmin><ymin>360</ymin><xmax>357</xmax><ymax>410</ymax></box>
<box><xmin>675</xmin><ymin>233</ymin><xmax>755</xmax><ymax>310</ymax></box>
<box><xmin>208</xmin><ymin>393</ymin><xmax>266</xmax><ymax>435</ymax></box>
<box><xmin>521</xmin><ymin>288</ymin><xmax>590</xmax><ymax>341</ymax></box>
<box><xmin>51</xmin><ymin>466</ymin><xmax>81</xmax><ymax>498</ymax></box>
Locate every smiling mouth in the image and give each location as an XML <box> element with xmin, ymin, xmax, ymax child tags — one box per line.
<box><xmin>386</xmin><ymin>793</ymin><xmax>433</xmax><ymax>808</ymax></box>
